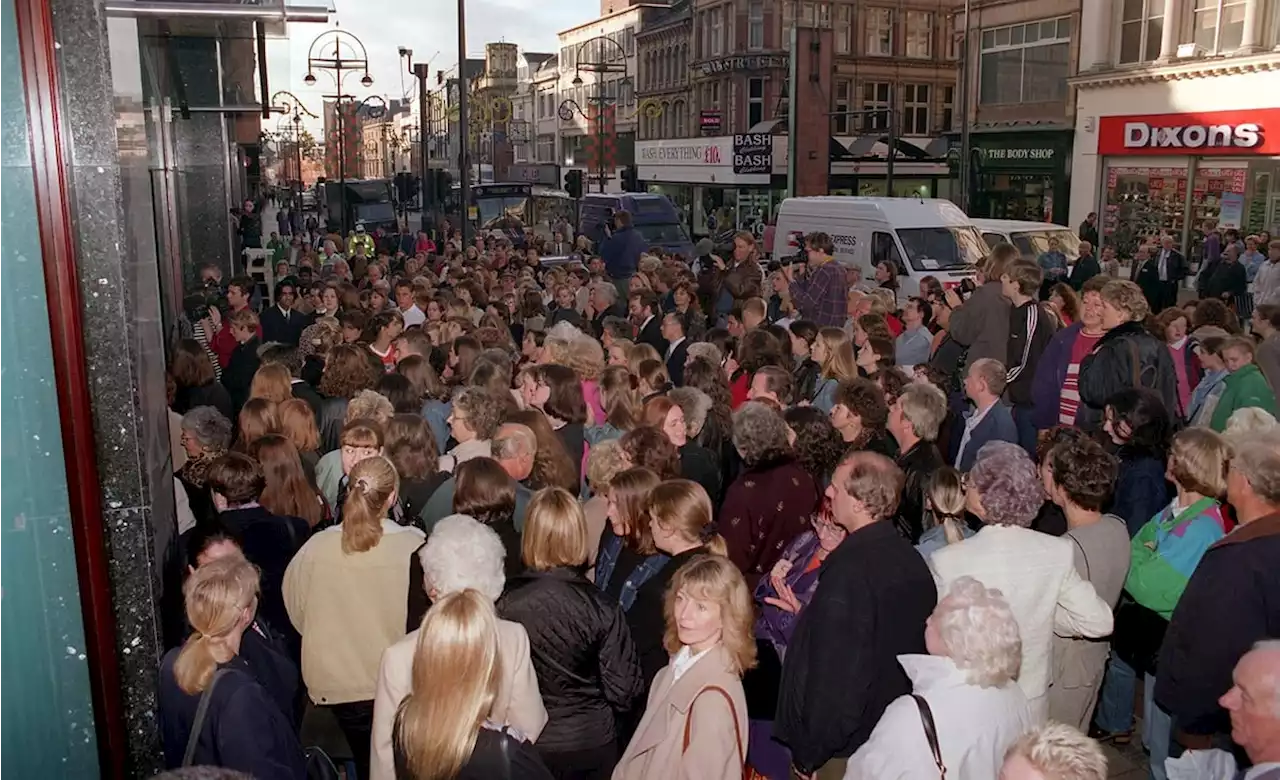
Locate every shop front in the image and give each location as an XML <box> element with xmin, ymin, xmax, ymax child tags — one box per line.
<box><xmin>1070</xmin><ymin>68</ymin><xmax>1280</xmax><ymax>262</ymax></box>
<box><xmin>637</xmin><ymin>136</ymin><xmax>785</xmax><ymax>239</ymax></box>
<box><xmin>962</xmin><ymin>130</ymin><xmax>1073</xmax><ymax>224</ymax></box>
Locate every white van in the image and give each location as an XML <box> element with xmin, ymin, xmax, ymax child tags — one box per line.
<box><xmin>772</xmin><ymin>197</ymin><xmax>986</xmax><ymax>299</ymax></box>
<box><xmin>970</xmin><ymin>219</ymin><xmax>1082</xmax><ymax>265</ymax></box>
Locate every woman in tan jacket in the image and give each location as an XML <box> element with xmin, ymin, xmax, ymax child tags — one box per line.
<box><xmin>283</xmin><ymin>456</ymin><xmax>425</xmax><ymax>780</ymax></box>
<box><xmin>613</xmin><ymin>554</ymin><xmax>755</xmax><ymax>780</ymax></box>
<box><xmin>370</xmin><ymin>513</ymin><xmax>547</xmax><ymax>780</ymax></box>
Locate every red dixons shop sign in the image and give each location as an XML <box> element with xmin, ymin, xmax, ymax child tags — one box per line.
<box><xmin>1097</xmin><ymin>109</ymin><xmax>1280</xmax><ymax>156</ymax></box>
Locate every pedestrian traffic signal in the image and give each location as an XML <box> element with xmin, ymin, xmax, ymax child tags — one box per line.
<box><xmin>564</xmin><ymin>169</ymin><xmax>584</xmax><ymax>199</ymax></box>
<box><xmin>621</xmin><ymin>165</ymin><xmax>639</xmax><ymax>192</ymax></box>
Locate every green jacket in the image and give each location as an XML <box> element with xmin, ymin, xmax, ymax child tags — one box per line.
<box><xmin>1210</xmin><ymin>363</ymin><xmax>1278</xmax><ymax>431</ymax></box>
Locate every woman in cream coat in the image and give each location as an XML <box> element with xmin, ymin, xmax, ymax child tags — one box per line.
<box><xmin>613</xmin><ymin>554</ymin><xmax>754</xmax><ymax>780</ymax></box>
<box><xmin>370</xmin><ymin>514</ymin><xmax>546</xmax><ymax>780</ymax></box>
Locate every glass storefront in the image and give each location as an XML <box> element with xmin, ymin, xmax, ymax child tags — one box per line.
<box><xmin>1102</xmin><ymin>158</ymin><xmax>1280</xmax><ymax>261</ymax></box>
<box><xmin>646</xmin><ymin>183</ymin><xmax>786</xmax><ymax>238</ymax></box>
<box><xmin>830</xmin><ymin>177</ymin><xmax>952</xmax><ymax>200</ymax></box>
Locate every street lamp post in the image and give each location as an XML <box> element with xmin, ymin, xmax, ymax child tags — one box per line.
<box><xmin>558</xmin><ymin>36</ymin><xmax>628</xmax><ymax>194</ymax></box>
<box><xmin>271</xmin><ymin>91</ymin><xmax>317</xmax><ymax>213</ymax></box>
<box><xmin>303</xmin><ymin>29</ymin><xmax>378</xmax><ymax>237</ymax></box>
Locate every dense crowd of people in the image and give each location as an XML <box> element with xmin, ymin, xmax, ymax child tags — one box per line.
<box><xmin>158</xmin><ymin>212</ymin><xmax>1280</xmax><ymax>780</ymax></box>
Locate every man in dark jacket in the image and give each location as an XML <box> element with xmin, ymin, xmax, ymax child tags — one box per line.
<box><xmin>1069</xmin><ymin>241</ymin><xmax>1102</xmax><ymax>291</ymax></box>
<box><xmin>1079</xmin><ymin>212</ymin><xmax>1099</xmax><ymax>247</ymax></box>
<box><xmin>1155</xmin><ymin>430</ymin><xmax>1280</xmax><ymax>745</ymax></box>
<box><xmin>1144</xmin><ymin>235</ymin><xmax>1186</xmax><ymax>313</ymax></box>
<box><xmin>1002</xmin><ymin>259</ymin><xmax>1058</xmax><ymax>453</ymax></box>
<box><xmin>259</xmin><ymin>278</ymin><xmax>310</xmax><ymax>347</ymax></box>
<box><xmin>887</xmin><ymin>383</ymin><xmax>947</xmax><ymax>544</ymax></box>
<box><xmin>599</xmin><ymin>210</ymin><xmax>647</xmax><ymax>300</ymax></box>
<box><xmin>629</xmin><ymin>289</ymin><xmax>667</xmax><ymax>355</ymax></box>
<box><xmin>775</xmin><ymin>452</ymin><xmax>937</xmax><ymax>777</ymax></box>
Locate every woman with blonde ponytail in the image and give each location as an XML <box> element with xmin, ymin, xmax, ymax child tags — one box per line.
<box><xmin>628</xmin><ymin>479</ymin><xmax>728</xmax><ymax>688</ymax></box>
<box><xmin>392</xmin><ymin>590</ymin><xmax>554</xmax><ymax>780</ymax></box>
<box><xmin>158</xmin><ymin>556</ymin><xmax>306</xmax><ymax>777</ymax></box>
<box><xmin>284</xmin><ymin>455</ymin><xmax>425</xmax><ymax>780</ymax></box>
<box><xmin>915</xmin><ymin>467</ymin><xmax>975</xmax><ymax>556</ymax></box>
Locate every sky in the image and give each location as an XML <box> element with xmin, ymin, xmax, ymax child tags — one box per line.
<box><xmin>268</xmin><ymin>0</ymin><xmax>596</xmax><ymax>132</ymax></box>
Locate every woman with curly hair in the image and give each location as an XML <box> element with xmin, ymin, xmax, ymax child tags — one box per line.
<box><xmin>930</xmin><ymin>441</ymin><xmax>1115</xmax><ymax>722</ymax></box>
<box><xmin>317</xmin><ymin>343</ymin><xmax>381</xmax><ymax>452</ymax></box>
<box><xmin>782</xmin><ymin>406</ymin><xmax>844</xmax><ymax>486</ymax></box>
<box><xmin>829</xmin><ymin>377</ymin><xmax>897</xmax><ymax>458</ymax></box>
<box><xmin>618</xmin><ymin>426</ymin><xmax>681</xmax><ymax>480</ymax></box>
<box><xmin>440</xmin><ymin>387</ymin><xmax>505</xmax><ymax>473</ymax></box>
<box><xmin>720</xmin><ymin>403</ymin><xmax>820</xmax><ymax>590</ymax></box>
<box><xmin>727</xmin><ymin>328</ymin><xmax>786</xmax><ymax>409</ymax></box>
<box><xmin>178</xmin><ymin>405</ymin><xmax>234</xmax><ymax>524</ymax></box>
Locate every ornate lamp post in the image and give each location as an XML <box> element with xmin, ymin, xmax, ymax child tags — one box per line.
<box><xmin>271</xmin><ymin>90</ymin><xmax>317</xmax><ymax>212</ymax></box>
<box><xmin>303</xmin><ymin>29</ymin><xmax>381</xmax><ymax>235</ymax></box>
<box><xmin>558</xmin><ymin>36</ymin><xmax>628</xmax><ymax>194</ymax></box>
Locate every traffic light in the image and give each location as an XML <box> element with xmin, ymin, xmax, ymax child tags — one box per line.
<box><xmin>564</xmin><ymin>169</ymin><xmax>584</xmax><ymax>199</ymax></box>
<box><xmin>621</xmin><ymin>165</ymin><xmax>639</xmax><ymax>192</ymax></box>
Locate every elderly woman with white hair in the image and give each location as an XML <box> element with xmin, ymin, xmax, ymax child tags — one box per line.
<box><xmin>844</xmin><ymin>576</ymin><xmax>1034</xmax><ymax>779</ymax></box>
<box><xmin>369</xmin><ymin>514</ymin><xmax>547</xmax><ymax>780</ymax></box>
<box><xmin>929</xmin><ymin>441</ymin><xmax>1114</xmax><ymax>723</ymax></box>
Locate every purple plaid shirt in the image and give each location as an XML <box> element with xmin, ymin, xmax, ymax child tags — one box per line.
<box><xmin>789</xmin><ymin>260</ymin><xmax>847</xmax><ymax>327</ymax></box>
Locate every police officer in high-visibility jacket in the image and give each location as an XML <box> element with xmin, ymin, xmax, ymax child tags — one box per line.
<box><xmin>346</xmin><ymin>222</ymin><xmax>375</xmax><ymax>258</ymax></box>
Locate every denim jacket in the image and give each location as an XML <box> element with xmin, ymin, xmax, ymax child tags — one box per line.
<box><xmin>594</xmin><ymin>529</ymin><xmax>670</xmax><ymax>612</ymax></box>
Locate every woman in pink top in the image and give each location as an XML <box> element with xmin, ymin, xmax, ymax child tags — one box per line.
<box><xmin>1156</xmin><ymin>308</ymin><xmax>1200</xmax><ymax>418</ymax></box>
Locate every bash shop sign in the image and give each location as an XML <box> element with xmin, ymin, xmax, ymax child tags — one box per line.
<box><xmin>1097</xmin><ymin>109</ymin><xmax>1280</xmax><ymax>156</ymax></box>
<box><xmin>733</xmin><ymin>133</ymin><xmax>772</xmax><ymax>175</ymax></box>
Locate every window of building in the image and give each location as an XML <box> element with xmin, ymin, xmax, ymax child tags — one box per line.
<box><xmin>1118</xmin><ymin>0</ymin><xmax>1164</xmax><ymax>63</ymax></box>
<box><xmin>941</xmin><ymin>85</ymin><xmax>955</xmax><ymax>132</ymax></box>
<box><xmin>862</xmin><ymin>81</ymin><xmax>891</xmax><ymax>131</ymax></box>
<box><xmin>1192</xmin><ymin>0</ymin><xmax>1246</xmax><ymax>53</ymax></box>
<box><xmin>906</xmin><ymin>11</ymin><xmax>933</xmax><ymax>58</ymax></box>
<box><xmin>832</xmin><ymin>79</ymin><xmax>851</xmax><ymax>134</ymax></box>
<box><xmin>979</xmin><ymin>17</ymin><xmax>1071</xmax><ymax>105</ymax></box>
<box><xmin>623</xmin><ymin>26</ymin><xmax>636</xmax><ymax>55</ymax></box>
<box><xmin>818</xmin><ymin>3</ymin><xmax>832</xmax><ymax>28</ymax></box>
<box><xmin>902</xmin><ymin>84</ymin><xmax>930</xmax><ymax>135</ymax></box>
<box><xmin>836</xmin><ymin>5</ymin><xmax>852</xmax><ymax>53</ymax></box>
<box><xmin>699</xmin><ymin>11</ymin><xmax>710</xmax><ymax>59</ymax></box>
<box><xmin>801</xmin><ymin>2</ymin><xmax>816</xmax><ymax>26</ymax></box>
<box><xmin>711</xmin><ymin>7</ymin><xmax>724</xmax><ymax>55</ymax></box>
<box><xmin>673</xmin><ymin>100</ymin><xmax>686</xmax><ymax>136</ymax></box>
<box><xmin>678</xmin><ymin>44</ymin><xmax>688</xmax><ymax>81</ymax></box>
<box><xmin>749</xmin><ymin>0</ymin><xmax>765</xmax><ymax>49</ymax></box>
<box><xmin>537</xmin><ymin>134</ymin><xmax>555</xmax><ymax>162</ymax></box>
<box><xmin>867</xmin><ymin>8</ymin><xmax>894</xmax><ymax>55</ymax></box>
<box><xmin>748</xmin><ymin>77</ymin><xmax>766</xmax><ymax>127</ymax></box>
<box><xmin>711</xmin><ymin>80</ymin><xmax>721</xmax><ymax>108</ymax></box>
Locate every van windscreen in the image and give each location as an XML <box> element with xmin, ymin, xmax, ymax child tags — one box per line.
<box><xmin>635</xmin><ymin>223</ymin><xmax>690</xmax><ymax>245</ymax></box>
<box><xmin>1010</xmin><ymin>230</ymin><xmax>1081</xmax><ymax>263</ymax></box>
<box><xmin>896</xmin><ymin>226</ymin><xmax>987</xmax><ymax>271</ymax></box>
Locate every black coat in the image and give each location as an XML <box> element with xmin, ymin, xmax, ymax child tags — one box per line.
<box><xmin>395</xmin><ymin>726</ymin><xmax>554</xmax><ymax>780</ymax></box>
<box><xmin>222</xmin><ymin>337</ymin><xmax>261</xmax><ymax>418</ymax></box>
<box><xmin>290</xmin><ymin>379</ymin><xmax>325</xmax><ymax>419</ymax></box>
<box><xmin>679</xmin><ymin>442</ymin><xmax>723</xmax><ymax>506</ymax></box>
<box><xmin>497</xmin><ymin>567</ymin><xmax>645</xmax><ymax>753</ymax></box>
<box><xmin>894</xmin><ymin>440</ymin><xmax>944</xmax><ymax>544</ymax></box>
<box><xmin>217</xmin><ymin>507</ymin><xmax>309</xmax><ymax>655</ymax></box>
<box><xmin>636</xmin><ymin>315</ymin><xmax>668</xmax><ymax>356</ymax></box>
<box><xmin>316</xmin><ymin>396</ymin><xmax>349</xmax><ymax>454</ymax></box>
<box><xmin>174</xmin><ymin>381</ymin><xmax>234</xmax><ymax>421</ymax></box>
<box><xmin>665</xmin><ymin>338</ymin><xmax>690</xmax><ymax>387</ymax></box>
<box><xmin>260</xmin><ymin>305</ymin><xmax>310</xmax><ymax>347</ymax></box>
<box><xmin>774</xmin><ymin>521</ymin><xmax>937</xmax><ymax>773</ymax></box>
<box><xmin>793</xmin><ymin>357</ymin><xmax>821</xmax><ymax>404</ymax></box>
<box><xmin>1155</xmin><ymin>513</ymin><xmax>1280</xmax><ymax>736</ymax></box>
<box><xmin>626</xmin><ymin>546</ymin><xmax>708</xmax><ymax>688</ymax></box>
<box><xmin>158</xmin><ymin>651</ymin><xmax>306</xmax><ymax>777</ymax></box>
<box><xmin>1205</xmin><ymin>259</ymin><xmax>1248</xmax><ymax>301</ymax></box>
<box><xmin>1068</xmin><ymin>253</ymin><xmax>1102</xmax><ymax>291</ymax></box>
<box><xmin>1077</xmin><ymin>321</ymin><xmax>1181</xmax><ymax>428</ymax></box>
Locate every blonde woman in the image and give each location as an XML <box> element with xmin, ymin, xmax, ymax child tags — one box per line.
<box><xmin>371</xmin><ymin>515</ymin><xmax>548</xmax><ymax>780</ymax></box>
<box><xmin>392</xmin><ymin>590</ymin><xmax>554</xmax><ymax>780</ymax></box>
<box><xmin>915</xmin><ymin>466</ymin><xmax>974</xmax><ymax>556</ymax></box>
<box><xmin>497</xmin><ymin>488</ymin><xmax>644</xmax><ymax>778</ymax></box>
<box><xmin>283</xmin><ymin>456</ymin><xmax>425</xmax><ymax>780</ymax></box>
<box><xmin>249</xmin><ymin>362</ymin><xmax>294</xmax><ymax>404</ymax></box>
<box><xmin>613</xmin><ymin>555</ymin><xmax>755</xmax><ymax>780</ymax></box>
<box><xmin>810</xmin><ymin>327</ymin><xmax>859</xmax><ymax>413</ymax></box>
<box><xmin>158</xmin><ymin>556</ymin><xmax>306</xmax><ymax>777</ymax></box>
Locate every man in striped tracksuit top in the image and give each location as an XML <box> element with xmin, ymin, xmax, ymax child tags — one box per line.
<box><xmin>1002</xmin><ymin>258</ymin><xmax>1059</xmax><ymax>455</ymax></box>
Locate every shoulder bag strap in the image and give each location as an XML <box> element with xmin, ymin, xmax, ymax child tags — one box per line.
<box><xmin>911</xmin><ymin>694</ymin><xmax>947</xmax><ymax>779</ymax></box>
<box><xmin>682</xmin><ymin>685</ymin><xmax>745</xmax><ymax>775</ymax></box>
<box><xmin>183</xmin><ymin>668</ymin><xmax>229</xmax><ymax>766</ymax></box>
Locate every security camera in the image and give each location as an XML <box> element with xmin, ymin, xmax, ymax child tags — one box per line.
<box><xmin>398</xmin><ymin>47</ymin><xmax>412</xmax><ymax>58</ymax></box>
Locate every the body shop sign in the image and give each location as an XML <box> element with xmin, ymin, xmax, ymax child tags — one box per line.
<box><xmin>1097</xmin><ymin>109</ymin><xmax>1280</xmax><ymax>156</ymax></box>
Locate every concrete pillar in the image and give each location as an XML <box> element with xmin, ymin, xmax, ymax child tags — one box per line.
<box><xmin>794</xmin><ymin>25</ymin><xmax>834</xmax><ymax>197</ymax></box>
<box><xmin>1239</xmin><ymin>0</ymin><xmax>1263</xmax><ymax>52</ymax></box>
<box><xmin>1086</xmin><ymin>0</ymin><xmax>1115</xmax><ymax>69</ymax></box>
<box><xmin>1158</xmin><ymin>0</ymin><xmax>1179</xmax><ymax>59</ymax></box>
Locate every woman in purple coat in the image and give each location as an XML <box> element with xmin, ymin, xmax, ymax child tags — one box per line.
<box><xmin>743</xmin><ymin>499</ymin><xmax>847</xmax><ymax>779</ymax></box>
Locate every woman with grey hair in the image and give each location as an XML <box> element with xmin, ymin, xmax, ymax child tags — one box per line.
<box><xmin>719</xmin><ymin>402</ymin><xmax>821</xmax><ymax>590</ymax></box>
<box><xmin>177</xmin><ymin>405</ymin><xmax>233</xmax><ymax>524</ymax></box>
<box><xmin>667</xmin><ymin>386</ymin><xmax>712</xmax><ymax>440</ymax></box>
<box><xmin>369</xmin><ymin>514</ymin><xmax>547</xmax><ymax>780</ymax></box>
<box><xmin>929</xmin><ymin>441</ymin><xmax>1115</xmax><ymax>722</ymax></box>
<box><xmin>846</xmin><ymin>576</ymin><xmax>1034</xmax><ymax>778</ymax></box>
<box><xmin>685</xmin><ymin>340</ymin><xmax>724</xmax><ymax>368</ymax></box>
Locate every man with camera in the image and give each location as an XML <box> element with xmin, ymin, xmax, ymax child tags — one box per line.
<box><xmin>784</xmin><ymin>232</ymin><xmax>846</xmax><ymax>327</ymax></box>
<box><xmin>940</xmin><ymin>242</ymin><xmax>1017</xmax><ymax>373</ymax></box>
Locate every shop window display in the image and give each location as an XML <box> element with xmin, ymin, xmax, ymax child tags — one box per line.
<box><xmin>1103</xmin><ymin>165</ymin><xmax>1247</xmax><ymax>260</ymax></box>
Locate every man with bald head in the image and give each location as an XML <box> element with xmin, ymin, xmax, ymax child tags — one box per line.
<box><xmin>419</xmin><ymin>422</ymin><xmax>538</xmax><ymax>534</ymax></box>
<box><xmin>1221</xmin><ymin>641</ymin><xmax>1280</xmax><ymax>777</ymax></box>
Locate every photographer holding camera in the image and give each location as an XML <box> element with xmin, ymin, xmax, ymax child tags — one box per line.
<box><xmin>784</xmin><ymin>232</ymin><xmax>846</xmax><ymax>327</ymax></box>
<box><xmin>938</xmin><ymin>242</ymin><xmax>1018</xmax><ymax>373</ymax></box>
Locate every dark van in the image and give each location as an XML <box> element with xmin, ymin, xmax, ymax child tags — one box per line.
<box><xmin>578</xmin><ymin>193</ymin><xmax>694</xmax><ymax>260</ymax></box>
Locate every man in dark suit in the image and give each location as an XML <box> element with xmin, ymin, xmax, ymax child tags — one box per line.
<box><xmin>1137</xmin><ymin>235</ymin><xmax>1186</xmax><ymax>313</ymax></box>
<box><xmin>660</xmin><ymin>312</ymin><xmax>689</xmax><ymax>386</ymax></box>
<box><xmin>775</xmin><ymin>452</ymin><xmax>936</xmax><ymax>777</ymax></box>
<box><xmin>1068</xmin><ymin>241</ymin><xmax>1102</xmax><ymax>291</ymax></box>
<box><xmin>259</xmin><ymin>278</ymin><xmax>310</xmax><ymax>347</ymax></box>
<box><xmin>630</xmin><ymin>289</ymin><xmax>667</xmax><ymax>356</ymax></box>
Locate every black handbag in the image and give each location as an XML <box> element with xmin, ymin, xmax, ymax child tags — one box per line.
<box><xmin>1111</xmin><ymin>595</ymin><xmax>1169</xmax><ymax>677</ymax></box>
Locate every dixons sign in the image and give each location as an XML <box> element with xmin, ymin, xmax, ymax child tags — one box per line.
<box><xmin>1097</xmin><ymin>109</ymin><xmax>1280</xmax><ymax>156</ymax></box>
